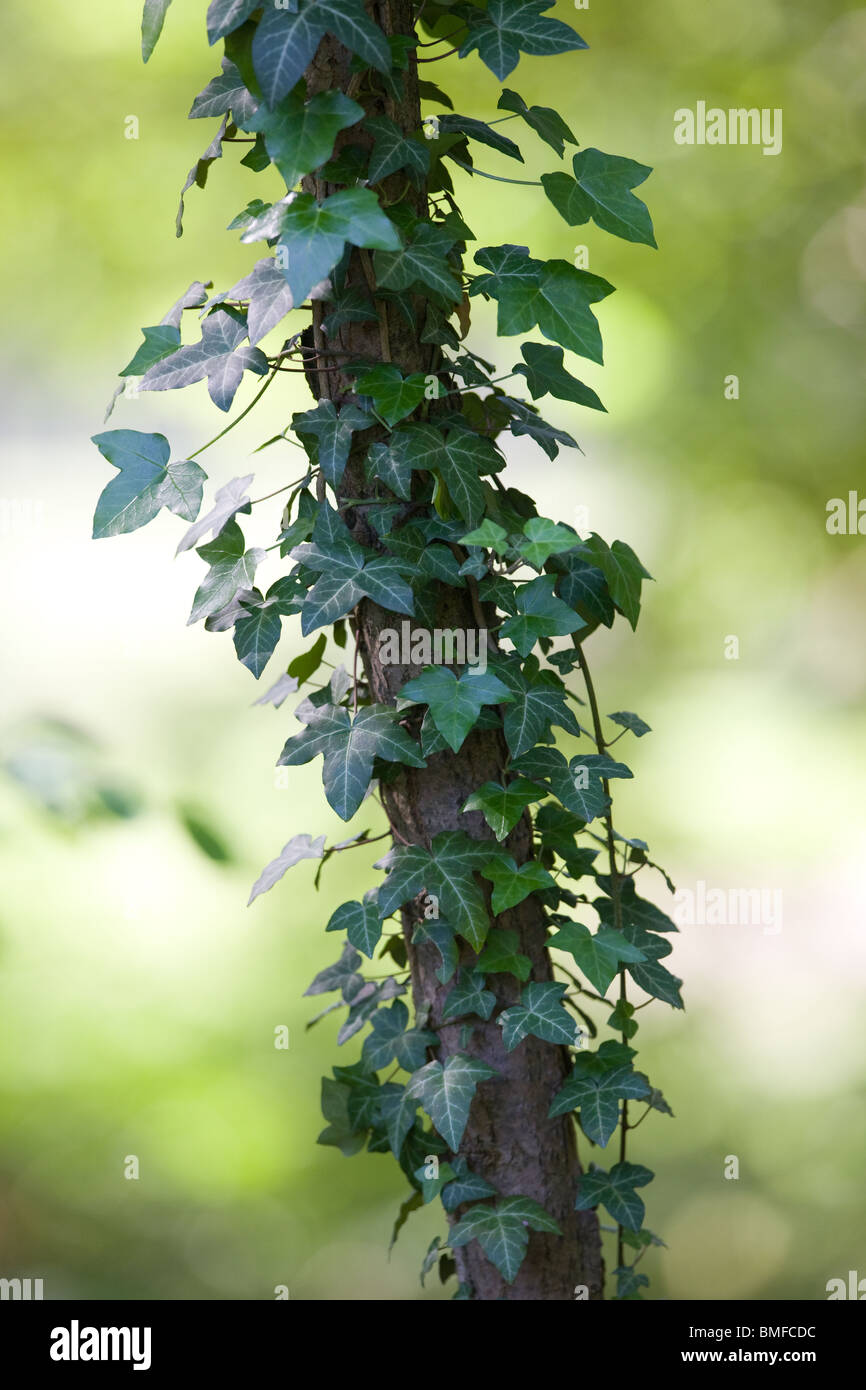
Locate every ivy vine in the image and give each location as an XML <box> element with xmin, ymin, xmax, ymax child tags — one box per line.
<box><xmin>94</xmin><ymin>0</ymin><xmax>683</xmax><ymax>1300</ymax></box>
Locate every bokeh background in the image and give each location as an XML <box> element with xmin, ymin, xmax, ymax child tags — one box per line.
<box><xmin>1</xmin><ymin>0</ymin><xmax>864</xmax><ymax>1300</ymax></box>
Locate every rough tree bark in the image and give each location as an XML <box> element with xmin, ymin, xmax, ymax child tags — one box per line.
<box><xmin>302</xmin><ymin>1</ymin><xmax>603</xmax><ymax>1299</ymax></box>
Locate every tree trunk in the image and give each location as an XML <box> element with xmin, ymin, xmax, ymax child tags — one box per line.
<box><xmin>302</xmin><ymin>1</ymin><xmax>603</xmax><ymax>1300</ymax></box>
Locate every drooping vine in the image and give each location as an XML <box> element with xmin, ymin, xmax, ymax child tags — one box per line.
<box><xmin>93</xmin><ymin>0</ymin><xmax>683</xmax><ymax>1300</ymax></box>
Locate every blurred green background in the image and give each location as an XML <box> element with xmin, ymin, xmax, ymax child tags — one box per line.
<box><xmin>1</xmin><ymin>0</ymin><xmax>864</xmax><ymax>1300</ymax></box>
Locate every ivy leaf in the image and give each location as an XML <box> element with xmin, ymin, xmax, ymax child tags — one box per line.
<box><xmin>553</xmin><ymin>555</ymin><xmax>615</xmax><ymax>630</ymax></box>
<box><xmin>243</xmin><ymin>189</ymin><xmax>400</xmax><ymax>308</ymax></box>
<box><xmin>518</xmin><ymin>517</ymin><xmax>579</xmax><ymax>568</ymax></box>
<box><xmin>91</xmin><ymin>431</ymin><xmax>206</xmax><ymax>538</ymax></box>
<box><xmin>293</xmin><ymin>400</ymin><xmax>372</xmax><ymax>487</ymax></box>
<box><xmin>614</xmin><ymin>1265</ymin><xmax>650</xmax><ymax>1300</ymax></box>
<box><xmin>439</xmin><ymin>113</ymin><xmax>524</xmax><ymax>162</ymax></box>
<box><xmin>326</xmin><ymin>893</ymin><xmax>383</xmax><ymax>959</ymax></box>
<box><xmin>471</xmin><ymin>245</ymin><xmax>614</xmax><ymax>364</ymax></box>
<box><xmin>493</xmin><ymin>655</ymin><xmax>581</xmax><ymax>758</ymax></box>
<box><xmin>497</xmin><ymin>88</ymin><xmax>577</xmax><ymax>158</ymax></box>
<box><xmin>176</xmin><ymin>474</ymin><xmax>253</xmax><ymax>554</ymax></box>
<box><xmin>226</xmin><ymin>258</ymin><xmax>298</xmax><ymax>345</ymax></box>
<box><xmin>449</xmin><ymin>1195</ymin><xmax>560</xmax><ymax>1284</ymax></box>
<box><xmin>608</xmin><ymin>710</ymin><xmax>652</xmax><ymax>738</ymax></box>
<box><xmin>175</xmin><ymin>118</ymin><xmax>229</xmax><ymax>238</ymax></box>
<box><xmin>206</xmin><ymin>0</ymin><xmax>261</xmax><ymax>45</ymax></box>
<box><xmin>243</xmin><ymin>88</ymin><xmax>363</xmax><ymax>190</ymax></box>
<box><xmin>189</xmin><ymin>519</ymin><xmax>265</xmax><ymax>623</ymax></box>
<box><xmin>480</xmin><ymin>853</ymin><xmax>555</xmax><ymax>914</ymax></box>
<box><xmin>441</xmin><ymin>1156</ymin><xmax>498</xmax><ymax>1212</ymax></box>
<box><xmin>251</xmin><ymin>5</ymin><xmax>326</xmax><ymax>106</ymax></box>
<box><xmin>459</xmin><ymin>0</ymin><xmax>587</xmax><ymax>82</ymax></box>
<box><xmin>354</xmin><ymin>364</ymin><xmax>428</xmax><ymax>427</ymax></box>
<box><xmin>542</xmin><ymin>149</ymin><xmax>656</xmax><ymax>248</ymax></box>
<box><xmin>439</xmin><ymin>431</ymin><xmax>504</xmax><ymax>524</ymax></box>
<box><xmin>407</xmin><ymin>1054</ymin><xmax>496</xmax><ymax>1149</ymax></box>
<box><xmin>365</xmin><ymin>114</ymin><xmax>431</xmax><ymax>183</ymax></box>
<box><xmin>442</xmin><ymin>968</ymin><xmax>496</xmax><ymax>1022</ymax></box>
<box><xmin>475</xmin><ymin>928</ymin><xmax>532</xmax><ymax>981</ymax></box>
<box><xmin>499</xmin><ymin>576</ymin><xmax>580</xmax><ymax>656</ymax></box>
<box><xmin>278</xmin><ymin>702</ymin><xmax>426</xmax><ymax>820</ymax></box>
<box><xmin>232</xmin><ymin>595</ymin><xmax>284</xmax><ymax>677</ymax></box>
<box><xmin>376</xmin><ymin>831</ymin><xmax>493</xmax><ymax>950</ymax></box>
<box><xmin>140</xmin><ymin>308</ymin><xmax>268</xmax><ymax>412</ymax></box>
<box><xmin>460</xmin><ymin>519</ymin><xmax>509</xmax><ymax>555</ymax></box>
<box><xmin>317</xmin><ymin>1076</ymin><xmax>367</xmax><ymax>1156</ymax></box>
<box><xmin>400</xmin><ymin>666</ymin><xmax>512</xmax><ymax>754</ymax></box>
<box><xmin>499</xmin><ymin>980</ymin><xmax>578</xmax><ymax>1051</ymax></box>
<box><xmin>548</xmin><ymin>920</ymin><xmax>647</xmax><ymax>994</ymax></box>
<box><xmin>119</xmin><ymin>325</ymin><xmax>181</xmax><ymax>377</ymax></box>
<box><xmin>374</xmin><ymin>222</ymin><xmax>462</xmax><ymax>302</ymax></box>
<box><xmin>362</xmin><ymin>999</ymin><xmax>437</xmax><ymax>1070</ymax></box>
<box><xmin>620</xmin><ymin>923</ymin><xmax>684</xmax><ymax>1009</ymax></box>
<box><xmin>189</xmin><ymin>57</ymin><xmax>257</xmax><ymax>122</ymax></box>
<box><xmin>511</xmin><ymin>746</ymin><xmax>606</xmax><ymax>822</ymax></box>
<box><xmin>549</xmin><ymin>1053</ymin><xmax>652</xmax><ymax>1145</ymax></box>
<box><xmin>247</xmin><ymin>831</ymin><xmax>325</xmax><ymax>904</ymax></box>
<box><xmin>294</xmin><ymin>538</ymin><xmax>415</xmax><ymax>634</ymax></box>
<box><xmin>577</xmin><ymin>534</ymin><xmax>652</xmax><ymax>630</ymax></box>
<box><xmin>379</xmin><ymin>1086</ymin><xmax>420</xmax><ymax>1157</ymax></box>
<box><xmin>514</xmin><ymin>342</ymin><xmax>605</xmax><ymax>412</ymax></box>
<box><xmin>462</xmin><ymin>779</ymin><xmax>548</xmax><ymax>842</ymax></box>
<box><xmin>574</xmin><ymin>1161</ymin><xmax>654</xmax><ymax>1231</ymax></box>
<box><xmin>252</xmin><ymin>0</ymin><xmax>389</xmax><ymax>107</ymax></box>
<box><xmin>254</xmin><ymin>670</ymin><xmax>299</xmax><ymax>709</ymax></box>
<box><xmin>142</xmin><ymin>0</ymin><xmax>172</xmax><ymax>62</ymax></box>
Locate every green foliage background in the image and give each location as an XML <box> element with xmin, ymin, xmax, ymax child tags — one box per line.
<box><xmin>1</xmin><ymin>0</ymin><xmax>864</xmax><ymax>1298</ymax></box>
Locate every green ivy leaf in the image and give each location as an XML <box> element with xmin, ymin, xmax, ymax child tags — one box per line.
<box><xmin>461</xmin><ymin>779</ymin><xmax>548</xmax><ymax>841</ymax></box>
<box><xmin>244</xmin><ymin>88</ymin><xmax>363</xmax><ymax>191</ymax></box>
<box><xmin>442</xmin><ymin>968</ymin><xmax>496</xmax><ymax>1022</ymax></box>
<box><xmin>441</xmin><ymin>1156</ymin><xmax>498</xmax><ymax>1212</ymax></box>
<box><xmin>542</xmin><ymin>149</ymin><xmax>656</xmax><ymax>248</ymax></box>
<box><xmin>376</xmin><ymin>831</ymin><xmax>493</xmax><ymax>950</ymax></box>
<box><xmin>119</xmin><ymin>324</ymin><xmax>181</xmax><ymax>377</ymax></box>
<box><xmin>439</xmin><ymin>113</ymin><xmax>524</xmax><ymax>163</ymax></box>
<box><xmin>518</xmin><ymin>517</ymin><xmax>579</xmax><ymax>568</ymax></box>
<box><xmin>608</xmin><ymin>710</ymin><xmax>652</xmax><ymax>738</ymax></box>
<box><xmin>206</xmin><ymin>0</ymin><xmax>261</xmax><ymax>46</ymax></box>
<box><xmin>363</xmin><ymin>999</ymin><xmax>437</xmax><ymax>1070</ymax></box>
<box><xmin>450</xmin><ymin>1195</ymin><xmax>560</xmax><ymax>1283</ymax></box>
<box><xmin>548</xmin><ymin>920</ymin><xmax>647</xmax><ymax>994</ymax></box>
<box><xmin>355</xmin><ymin>364</ymin><xmax>428</xmax><ymax>427</ymax></box>
<box><xmin>189</xmin><ymin>519</ymin><xmax>265</xmax><ymax>624</ymax></box>
<box><xmin>400</xmin><ymin>666</ymin><xmax>511</xmax><ymax>753</ymax></box>
<box><xmin>514</xmin><ymin>342</ymin><xmax>605</xmax><ymax>412</ymax></box>
<box><xmin>578</xmin><ymin>534</ymin><xmax>652</xmax><ymax>630</ymax></box>
<box><xmin>471</xmin><ymin>245</ymin><xmax>614</xmax><ymax>365</ymax></box>
<box><xmin>548</xmin><ymin>1049</ymin><xmax>652</xmax><ymax>1145</ymax></box>
<box><xmin>278</xmin><ymin>702</ymin><xmax>426</xmax><ymax>820</ymax></box>
<box><xmin>326</xmin><ymin>892</ymin><xmax>383</xmax><ymax>959</ymax></box>
<box><xmin>480</xmin><ymin>853</ymin><xmax>555</xmax><ymax>914</ymax></box>
<box><xmin>496</xmin><ymin>88</ymin><xmax>578</xmax><ymax>158</ymax></box>
<box><xmin>459</xmin><ymin>0</ymin><xmax>587</xmax><ymax>82</ymax></box>
<box><xmin>142</xmin><ymin>0</ymin><xmax>172</xmax><ymax>62</ymax></box>
<box><xmin>407</xmin><ymin>1054</ymin><xmax>497</xmax><ymax>1149</ymax></box>
<box><xmin>499</xmin><ymin>980</ymin><xmax>578</xmax><ymax>1050</ymax></box>
<box><xmin>243</xmin><ymin>189</ymin><xmax>400</xmax><ymax>308</ymax></box>
<box><xmin>190</xmin><ymin>57</ymin><xmax>257</xmax><ymax>123</ymax></box>
<box><xmin>91</xmin><ymin>431</ymin><xmax>206</xmax><ymax>538</ymax></box>
<box><xmin>492</xmin><ymin>655</ymin><xmax>581</xmax><ymax>758</ymax></box>
<box><xmin>374</xmin><ymin>221</ymin><xmax>462</xmax><ymax>302</ymax></box>
<box><xmin>140</xmin><ymin>307</ymin><xmax>268</xmax><ymax>412</ymax></box>
<box><xmin>499</xmin><ymin>576</ymin><xmax>581</xmax><ymax>656</ymax></box>
<box><xmin>293</xmin><ymin>400</ymin><xmax>372</xmax><ymax>487</ymax></box>
<box><xmin>365</xmin><ymin>114</ymin><xmax>431</xmax><ymax>183</ymax></box>
<box><xmin>574</xmin><ymin>1160</ymin><xmax>654</xmax><ymax>1231</ymax></box>
<box><xmin>475</xmin><ymin>928</ymin><xmax>532</xmax><ymax>980</ymax></box>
